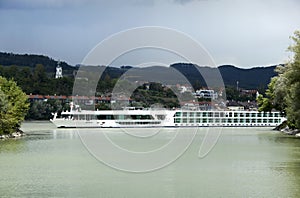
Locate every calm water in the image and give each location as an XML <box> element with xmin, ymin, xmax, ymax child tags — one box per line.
<box><xmin>1</xmin><ymin>122</ymin><xmax>300</xmax><ymax>198</ymax></box>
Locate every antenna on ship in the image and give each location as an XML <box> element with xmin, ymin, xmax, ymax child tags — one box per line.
<box><xmin>55</xmin><ymin>60</ymin><xmax>63</xmax><ymax>78</ymax></box>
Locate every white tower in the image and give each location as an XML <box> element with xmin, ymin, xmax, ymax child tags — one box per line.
<box><xmin>55</xmin><ymin>60</ymin><xmax>63</xmax><ymax>78</ymax></box>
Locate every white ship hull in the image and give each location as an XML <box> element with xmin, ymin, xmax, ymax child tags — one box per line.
<box><xmin>50</xmin><ymin>109</ymin><xmax>286</xmax><ymax>128</ymax></box>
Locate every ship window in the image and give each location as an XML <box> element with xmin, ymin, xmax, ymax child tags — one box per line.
<box><xmin>183</xmin><ymin>118</ymin><xmax>187</xmax><ymax>123</ymax></box>
<box><xmin>117</xmin><ymin>115</ymin><xmax>125</xmax><ymax>120</ymax></box>
<box><xmin>183</xmin><ymin>112</ymin><xmax>188</xmax><ymax>117</ymax></box>
<box><xmin>257</xmin><ymin>119</ymin><xmax>262</xmax><ymax>123</ymax></box>
<box><xmin>240</xmin><ymin>113</ymin><xmax>244</xmax><ymax>117</ymax></box>
<box><xmin>89</xmin><ymin>115</ymin><xmax>96</xmax><ymax>120</ymax></box>
<box><xmin>214</xmin><ymin>112</ymin><xmax>219</xmax><ymax>117</ymax></box>
<box><xmin>175</xmin><ymin>112</ymin><xmax>181</xmax><ymax>117</ymax></box>
<box><xmin>208</xmin><ymin>112</ymin><xmax>213</xmax><ymax>117</ymax></box>
<box><xmin>257</xmin><ymin>113</ymin><xmax>262</xmax><ymax>117</ymax></box>
<box><xmin>106</xmin><ymin>115</ymin><xmax>111</xmax><ymax>120</ymax></box>
<box><xmin>246</xmin><ymin>119</ymin><xmax>250</xmax><ymax>123</ymax></box>
<box><xmin>156</xmin><ymin>115</ymin><xmax>165</xmax><ymax>120</ymax></box>
<box><xmin>251</xmin><ymin>113</ymin><xmax>256</xmax><ymax>117</ymax></box>
<box><xmin>234</xmin><ymin>118</ymin><xmax>238</xmax><ymax>123</ymax></box>
<box><xmin>251</xmin><ymin>119</ymin><xmax>256</xmax><ymax>123</ymax></box>
<box><xmin>203</xmin><ymin>118</ymin><xmax>207</xmax><ymax>123</ymax></box>
<box><xmin>263</xmin><ymin>119</ymin><xmax>268</xmax><ymax>123</ymax></box>
<box><xmin>263</xmin><ymin>112</ymin><xmax>268</xmax><ymax>117</ymax></box>
<box><xmin>97</xmin><ymin>115</ymin><xmax>114</xmax><ymax>120</ymax></box>
<box><xmin>189</xmin><ymin>112</ymin><xmax>194</xmax><ymax>117</ymax></box>
<box><xmin>269</xmin><ymin>113</ymin><xmax>273</xmax><ymax>117</ymax></box>
<box><xmin>62</xmin><ymin>114</ymin><xmax>71</xmax><ymax>119</ymax></box>
<box><xmin>240</xmin><ymin>119</ymin><xmax>244</xmax><ymax>123</ymax></box>
<box><xmin>174</xmin><ymin>118</ymin><xmax>181</xmax><ymax>123</ymax></box>
<box><xmin>268</xmin><ymin>119</ymin><xmax>273</xmax><ymax>123</ymax></box>
<box><xmin>274</xmin><ymin>113</ymin><xmax>279</xmax><ymax>117</ymax></box>
<box><xmin>189</xmin><ymin>118</ymin><xmax>194</xmax><ymax>123</ymax></box>
<box><xmin>196</xmin><ymin>118</ymin><xmax>201</xmax><ymax>123</ymax></box>
<box><xmin>130</xmin><ymin>115</ymin><xmax>143</xmax><ymax>119</ymax></box>
<box><xmin>220</xmin><ymin>112</ymin><xmax>225</xmax><ymax>117</ymax></box>
<box><xmin>229</xmin><ymin>112</ymin><xmax>232</xmax><ymax>117</ymax></box>
<box><xmin>222</xmin><ymin>118</ymin><xmax>226</xmax><ymax>123</ymax></box>
<box><xmin>275</xmin><ymin>119</ymin><xmax>279</xmax><ymax>123</ymax></box>
<box><xmin>246</xmin><ymin>113</ymin><xmax>250</xmax><ymax>117</ymax></box>
<box><xmin>208</xmin><ymin>118</ymin><xmax>213</xmax><ymax>123</ymax></box>
<box><xmin>228</xmin><ymin>119</ymin><xmax>232</xmax><ymax>123</ymax></box>
<box><xmin>202</xmin><ymin>112</ymin><xmax>207</xmax><ymax>117</ymax></box>
<box><xmin>215</xmin><ymin>118</ymin><xmax>220</xmax><ymax>123</ymax></box>
<box><xmin>196</xmin><ymin>112</ymin><xmax>201</xmax><ymax>117</ymax></box>
<box><xmin>234</xmin><ymin>113</ymin><xmax>238</xmax><ymax>117</ymax></box>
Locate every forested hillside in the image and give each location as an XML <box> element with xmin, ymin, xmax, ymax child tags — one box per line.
<box><xmin>170</xmin><ymin>63</ymin><xmax>278</xmax><ymax>90</ymax></box>
<box><xmin>0</xmin><ymin>52</ymin><xmax>279</xmax><ymax>95</ymax></box>
<box><xmin>0</xmin><ymin>52</ymin><xmax>75</xmax><ymax>76</ymax></box>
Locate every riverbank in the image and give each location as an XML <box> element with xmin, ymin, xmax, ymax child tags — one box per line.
<box><xmin>0</xmin><ymin>130</ymin><xmax>25</xmax><ymax>140</ymax></box>
<box><xmin>1</xmin><ymin>121</ymin><xmax>56</xmax><ymax>140</ymax></box>
<box><xmin>274</xmin><ymin>121</ymin><xmax>300</xmax><ymax>138</ymax></box>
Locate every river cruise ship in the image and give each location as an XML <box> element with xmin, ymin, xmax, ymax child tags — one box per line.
<box><xmin>50</xmin><ymin>107</ymin><xmax>286</xmax><ymax>128</ymax></box>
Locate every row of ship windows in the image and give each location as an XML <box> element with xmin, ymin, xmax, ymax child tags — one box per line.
<box><xmin>68</xmin><ymin>115</ymin><xmax>154</xmax><ymax>120</ymax></box>
<box><xmin>175</xmin><ymin>123</ymin><xmax>273</xmax><ymax>126</ymax></box>
<box><xmin>116</xmin><ymin>121</ymin><xmax>161</xmax><ymax>125</ymax></box>
<box><xmin>174</xmin><ymin>118</ymin><xmax>281</xmax><ymax>124</ymax></box>
<box><xmin>174</xmin><ymin>112</ymin><xmax>280</xmax><ymax>118</ymax></box>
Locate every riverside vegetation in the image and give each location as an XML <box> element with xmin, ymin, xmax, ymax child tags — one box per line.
<box><xmin>258</xmin><ymin>30</ymin><xmax>300</xmax><ymax>132</ymax></box>
<box><xmin>0</xmin><ymin>76</ymin><xmax>29</xmax><ymax>137</ymax></box>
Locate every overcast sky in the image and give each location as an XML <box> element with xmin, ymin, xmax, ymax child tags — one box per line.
<box><xmin>1</xmin><ymin>0</ymin><xmax>300</xmax><ymax>68</ymax></box>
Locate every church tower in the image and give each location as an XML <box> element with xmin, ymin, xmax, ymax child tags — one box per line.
<box><xmin>55</xmin><ymin>60</ymin><xmax>63</xmax><ymax>78</ymax></box>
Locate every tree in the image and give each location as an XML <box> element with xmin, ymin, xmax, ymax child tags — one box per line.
<box><xmin>283</xmin><ymin>31</ymin><xmax>300</xmax><ymax>128</ymax></box>
<box><xmin>225</xmin><ymin>86</ymin><xmax>240</xmax><ymax>101</ymax></box>
<box><xmin>26</xmin><ymin>99</ymin><xmax>69</xmax><ymax>120</ymax></box>
<box><xmin>32</xmin><ymin>64</ymin><xmax>48</xmax><ymax>94</ymax></box>
<box><xmin>257</xmin><ymin>77</ymin><xmax>277</xmax><ymax>112</ymax></box>
<box><xmin>0</xmin><ymin>76</ymin><xmax>29</xmax><ymax>134</ymax></box>
<box><xmin>258</xmin><ymin>30</ymin><xmax>300</xmax><ymax>128</ymax></box>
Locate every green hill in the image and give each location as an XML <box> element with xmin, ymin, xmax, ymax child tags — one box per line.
<box><xmin>170</xmin><ymin>63</ymin><xmax>278</xmax><ymax>90</ymax></box>
<box><xmin>0</xmin><ymin>52</ymin><xmax>279</xmax><ymax>92</ymax></box>
<box><xmin>0</xmin><ymin>52</ymin><xmax>75</xmax><ymax>76</ymax></box>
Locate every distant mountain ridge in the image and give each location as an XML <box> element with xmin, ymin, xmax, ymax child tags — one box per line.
<box><xmin>0</xmin><ymin>52</ymin><xmax>75</xmax><ymax>75</ymax></box>
<box><xmin>170</xmin><ymin>63</ymin><xmax>278</xmax><ymax>89</ymax></box>
<box><xmin>0</xmin><ymin>52</ymin><xmax>279</xmax><ymax>89</ymax></box>
<box><xmin>218</xmin><ymin>65</ymin><xmax>277</xmax><ymax>89</ymax></box>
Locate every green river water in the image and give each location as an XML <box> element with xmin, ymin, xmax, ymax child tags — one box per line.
<box><xmin>0</xmin><ymin>121</ymin><xmax>300</xmax><ymax>197</ymax></box>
